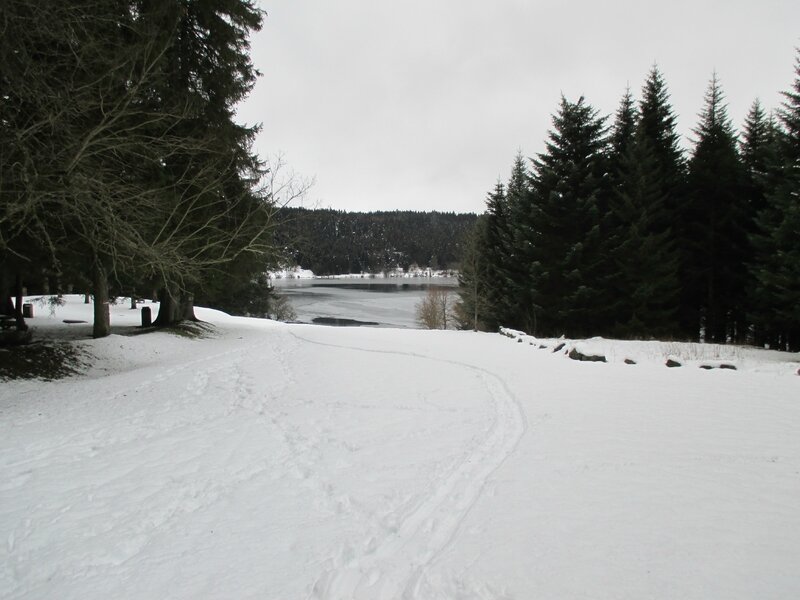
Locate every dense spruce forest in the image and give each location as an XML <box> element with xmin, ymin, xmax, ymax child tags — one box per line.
<box><xmin>459</xmin><ymin>57</ymin><xmax>800</xmax><ymax>351</ymax></box>
<box><xmin>275</xmin><ymin>208</ymin><xmax>477</xmax><ymax>275</ymax></box>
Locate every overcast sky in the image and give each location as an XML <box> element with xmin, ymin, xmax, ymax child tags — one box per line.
<box><xmin>236</xmin><ymin>1</ymin><xmax>800</xmax><ymax>214</ymax></box>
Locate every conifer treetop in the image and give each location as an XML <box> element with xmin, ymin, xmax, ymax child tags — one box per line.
<box><xmin>609</xmin><ymin>87</ymin><xmax>638</xmax><ymax>159</ymax></box>
<box><xmin>777</xmin><ymin>49</ymin><xmax>800</xmax><ymax>157</ymax></box>
<box><xmin>692</xmin><ymin>72</ymin><xmax>736</xmax><ymax>147</ymax></box>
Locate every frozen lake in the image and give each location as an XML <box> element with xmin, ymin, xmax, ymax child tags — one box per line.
<box><xmin>271</xmin><ymin>277</ymin><xmax>460</xmax><ymax>328</ymax></box>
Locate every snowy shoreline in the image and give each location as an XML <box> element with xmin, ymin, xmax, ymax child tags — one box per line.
<box><xmin>269</xmin><ymin>266</ymin><xmax>460</xmax><ymax>280</ymax></box>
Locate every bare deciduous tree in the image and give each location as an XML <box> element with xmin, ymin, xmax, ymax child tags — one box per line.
<box><xmin>416</xmin><ymin>287</ymin><xmax>455</xmax><ymax>330</ymax></box>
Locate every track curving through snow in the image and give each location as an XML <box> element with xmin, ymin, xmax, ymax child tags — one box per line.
<box><xmin>293</xmin><ymin>331</ymin><xmax>528</xmax><ymax>600</ymax></box>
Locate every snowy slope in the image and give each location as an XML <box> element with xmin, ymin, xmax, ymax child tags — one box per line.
<box><xmin>1</xmin><ymin>297</ymin><xmax>799</xmax><ymax>599</ymax></box>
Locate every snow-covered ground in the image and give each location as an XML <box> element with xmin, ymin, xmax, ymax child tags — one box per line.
<box><xmin>1</xmin><ymin>296</ymin><xmax>799</xmax><ymax>599</ymax></box>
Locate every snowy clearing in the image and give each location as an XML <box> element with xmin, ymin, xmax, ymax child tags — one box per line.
<box><xmin>1</xmin><ymin>296</ymin><xmax>799</xmax><ymax>599</ymax></box>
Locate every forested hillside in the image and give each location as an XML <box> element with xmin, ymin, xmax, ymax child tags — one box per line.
<box><xmin>275</xmin><ymin>208</ymin><xmax>477</xmax><ymax>275</ymax></box>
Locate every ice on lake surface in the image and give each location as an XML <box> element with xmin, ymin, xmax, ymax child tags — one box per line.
<box><xmin>271</xmin><ymin>276</ymin><xmax>459</xmax><ymax>328</ymax></box>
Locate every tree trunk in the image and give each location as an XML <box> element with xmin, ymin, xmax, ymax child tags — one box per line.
<box><xmin>0</xmin><ymin>264</ymin><xmax>15</xmax><ymax>316</ymax></box>
<box><xmin>92</xmin><ymin>262</ymin><xmax>110</xmax><ymax>338</ymax></box>
<box><xmin>1</xmin><ymin>295</ymin><xmax>13</xmax><ymax>316</ymax></box>
<box><xmin>154</xmin><ymin>287</ymin><xmax>198</xmax><ymax>327</ymax></box>
<box><xmin>154</xmin><ymin>287</ymin><xmax>178</xmax><ymax>327</ymax></box>
<box><xmin>180</xmin><ymin>293</ymin><xmax>198</xmax><ymax>321</ymax></box>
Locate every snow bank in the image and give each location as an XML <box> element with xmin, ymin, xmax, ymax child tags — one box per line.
<box><xmin>500</xmin><ymin>327</ymin><xmax>800</xmax><ymax>376</ymax></box>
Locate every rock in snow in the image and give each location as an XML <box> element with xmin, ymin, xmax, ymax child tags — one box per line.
<box><xmin>568</xmin><ymin>348</ymin><xmax>607</xmax><ymax>363</ymax></box>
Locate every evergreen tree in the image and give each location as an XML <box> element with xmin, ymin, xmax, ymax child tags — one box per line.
<box><xmin>637</xmin><ymin>66</ymin><xmax>687</xmax><ymax>196</ymax></box>
<box><xmin>603</xmin><ymin>89</ymin><xmax>680</xmax><ymax>337</ymax></box>
<box><xmin>751</xmin><ymin>52</ymin><xmax>800</xmax><ymax>350</ymax></box>
<box><xmin>526</xmin><ymin>96</ymin><xmax>608</xmax><ymax>337</ymax></box>
<box><xmin>481</xmin><ymin>180</ymin><xmax>511</xmax><ymax>330</ymax></box>
<box><xmin>741</xmin><ymin>100</ymin><xmax>778</xmax><ymax>187</ymax></box>
<box><xmin>636</xmin><ymin>67</ymin><xmax>693</xmax><ymax>335</ymax></box>
<box><xmin>608</xmin><ymin>137</ymin><xmax>681</xmax><ymax>337</ymax></box>
<box><xmin>780</xmin><ymin>52</ymin><xmax>800</xmax><ymax>155</ymax></box>
<box><xmin>685</xmin><ymin>74</ymin><xmax>749</xmax><ymax>342</ymax></box>
<box><xmin>142</xmin><ymin>0</ymin><xmax>270</xmax><ymax>326</ymax></box>
<box><xmin>740</xmin><ymin>100</ymin><xmax>781</xmax><ymax>343</ymax></box>
<box><xmin>602</xmin><ymin>90</ymin><xmax>636</xmax><ymax>330</ymax></box>
<box><xmin>607</xmin><ymin>87</ymin><xmax>638</xmax><ymax>188</ymax></box>
<box><xmin>495</xmin><ymin>152</ymin><xmax>532</xmax><ymax>330</ymax></box>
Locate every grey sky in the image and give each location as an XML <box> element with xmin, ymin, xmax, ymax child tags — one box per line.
<box><xmin>237</xmin><ymin>1</ymin><xmax>800</xmax><ymax>214</ymax></box>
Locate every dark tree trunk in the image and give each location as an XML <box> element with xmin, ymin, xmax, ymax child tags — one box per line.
<box><xmin>154</xmin><ymin>288</ymin><xmax>178</xmax><ymax>327</ymax></box>
<box><xmin>0</xmin><ymin>264</ymin><xmax>15</xmax><ymax>316</ymax></box>
<box><xmin>788</xmin><ymin>329</ymin><xmax>800</xmax><ymax>354</ymax></box>
<box><xmin>1</xmin><ymin>296</ymin><xmax>13</xmax><ymax>316</ymax></box>
<box><xmin>92</xmin><ymin>262</ymin><xmax>110</xmax><ymax>338</ymax></box>
<box><xmin>154</xmin><ymin>287</ymin><xmax>198</xmax><ymax>327</ymax></box>
<box><xmin>180</xmin><ymin>293</ymin><xmax>198</xmax><ymax>321</ymax></box>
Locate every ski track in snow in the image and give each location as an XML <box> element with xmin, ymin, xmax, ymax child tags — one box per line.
<box><xmin>293</xmin><ymin>332</ymin><xmax>528</xmax><ymax>600</ymax></box>
<box><xmin>6</xmin><ymin>325</ymin><xmax>523</xmax><ymax>599</ymax></box>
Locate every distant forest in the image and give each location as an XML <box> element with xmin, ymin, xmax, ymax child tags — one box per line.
<box><xmin>275</xmin><ymin>208</ymin><xmax>477</xmax><ymax>275</ymax></box>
